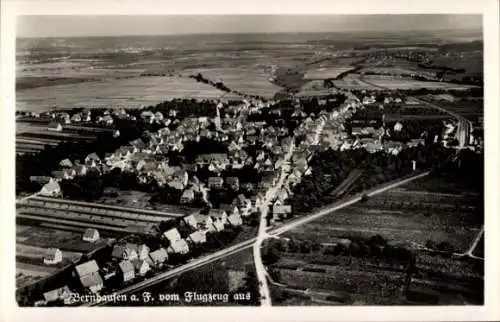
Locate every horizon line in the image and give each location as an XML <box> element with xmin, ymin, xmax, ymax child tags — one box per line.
<box><xmin>17</xmin><ymin>28</ymin><xmax>483</xmax><ymax>40</ymax></box>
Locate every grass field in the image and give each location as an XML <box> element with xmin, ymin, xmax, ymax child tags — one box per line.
<box><xmin>184</xmin><ymin>67</ymin><xmax>282</xmax><ymax>98</ymax></box>
<box><xmin>15</xmin><ymin>235</ymin><xmax>83</xmax><ymax>289</ymax></box>
<box><xmin>284</xmin><ymin>175</ymin><xmax>482</xmax><ymax>253</ymax></box>
<box><xmin>361</xmin><ymin>75</ymin><xmax>478</xmax><ymax>90</ymax></box>
<box><xmin>304</xmin><ymin>67</ymin><xmax>356</xmax><ymax>80</ymax></box>
<box><xmin>359</xmin><ymin>67</ymin><xmax>438</xmax><ymax>79</ymax></box>
<box><xmin>419</xmin><ymin>98</ymin><xmax>483</xmax><ymax>123</ymax></box>
<box><xmin>16</xmin><ymin>243</ymin><xmax>82</xmax><ymax>262</ymax></box>
<box><xmin>16</xmin><ymin>225</ymin><xmax>108</xmax><ymax>253</ymax></box>
<box><xmin>296</xmin><ymin>80</ymin><xmax>338</xmax><ymax>97</ymax></box>
<box><xmin>99</xmin><ymin>188</ymin><xmax>195</xmax><ymax>215</ymax></box>
<box><xmin>274</xmin><ymin>265</ymin><xmax>406</xmax><ymax>305</ymax></box>
<box><xmin>17</xmin><ymin>76</ymin><xmax>228</xmax><ymax>112</ymax></box>
<box><xmin>333</xmin><ymin>75</ymin><xmax>379</xmax><ymax>90</ymax></box>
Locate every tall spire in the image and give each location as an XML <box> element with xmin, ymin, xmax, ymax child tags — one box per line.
<box><xmin>215</xmin><ymin>101</ymin><xmax>222</xmax><ymax>131</ymax></box>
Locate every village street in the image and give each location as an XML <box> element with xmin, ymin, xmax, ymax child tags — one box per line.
<box><xmin>253</xmin><ymin>137</ymin><xmax>295</xmax><ymax>305</ymax></box>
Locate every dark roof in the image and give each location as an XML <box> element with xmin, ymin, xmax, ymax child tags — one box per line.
<box><xmin>219</xmin><ymin>204</ymin><xmax>233</xmax><ymax>213</ymax></box>
<box><xmin>226</xmin><ymin>177</ymin><xmax>239</xmax><ymax>185</ymax></box>
<box><xmin>111</xmin><ymin>245</ymin><xmax>126</xmax><ymax>258</ymax></box>
<box><xmin>208</xmin><ymin>177</ymin><xmax>224</xmax><ymax>184</ymax></box>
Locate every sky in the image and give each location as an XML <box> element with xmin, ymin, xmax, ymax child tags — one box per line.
<box><xmin>17</xmin><ymin>15</ymin><xmax>482</xmax><ymax>38</ymax></box>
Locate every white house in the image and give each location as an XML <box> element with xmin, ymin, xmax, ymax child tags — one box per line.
<box><xmin>82</xmin><ymin>228</ymin><xmax>100</xmax><ymax>243</ymax></box>
<box><xmin>44</xmin><ymin>248</ymin><xmax>62</xmax><ymax>265</ymax></box>
<box><xmin>40</xmin><ymin>181</ymin><xmax>61</xmax><ymax>197</ymax></box>
<box><xmin>188</xmin><ymin>231</ymin><xmax>207</xmax><ymax>245</ymax></box>
<box><xmin>163</xmin><ymin>228</ymin><xmax>182</xmax><ymax>244</ymax></box>
<box><xmin>167</xmin><ymin>239</ymin><xmax>190</xmax><ymax>255</ymax></box>
<box><xmin>118</xmin><ymin>260</ymin><xmax>135</xmax><ymax>282</ymax></box>
<box><xmin>148</xmin><ymin>248</ymin><xmax>168</xmax><ymax>268</ymax></box>
<box><xmin>227</xmin><ymin>213</ymin><xmax>243</xmax><ymax>227</ymax></box>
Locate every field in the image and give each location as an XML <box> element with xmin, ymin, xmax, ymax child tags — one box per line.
<box><xmin>359</xmin><ymin>67</ymin><xmax>438</xmax><ymax>80</ymax></box>
<box><xmin>360</xmin><ymin>75</ymin><xmax>478</xmax><ymax>90</ymax></box>
<box><xmin>304</xmin><ymin>67</ymin><xmax>356</xmax><ymax>80</ymax></box>
<box><xmin>15</xmin><ymin>225</ymin><xmax>103</xmax><ymax>289</ymax></box>
<box><xmin>16</xmin><ymin>76</ymin><xmax>228</xmax><ymax>112</ymax></box>
<box><xmin>418</xmin><ymin>97</ymin><xmax>483</xmax><ymax>123</ymax></box>
<box><xmin>273</xmin><ymin>265</ymin><xmax>406</xmax><ymax>305</ymax></box>
<box><xmin>99</xmin><ymin>188</ymin><xmax>197</xmax><ymax>215</ymax></box>
<box><xmin>284</xmin><ymin>174</ymin><xmax>483</xmax><ymax>254</ymax></box>
<box><xmin>333</xmin><ymin>74</ymin><xmax>379</xmax><ymax>90</ymax></box>
<box><xmin>270</xmin><ymin>172</ymin><xmax>484</xmax><ymax>305</ymax></box>
<box><xmin>16</xmin><ymin>224</ymin><xmax>109</xmax><ymax>253</ymax></box>
<box><xmin>16</xmin><ymin>121</ymin><xmax>100</xmax><ymax>154</ymax></box>
<box><xmin>16</xmin><ymin>195</ymin><xmax>186</xmax><ymax>236</ymax></box>
<box><xmin>296</xmin><ymin>80</ymin><xmax>338</xmax><ymax>97</ymax></box>
<box><xmin>184</xmin><ymin>67</ymin><xmax>282</xmax><ymax>98</ymax></box>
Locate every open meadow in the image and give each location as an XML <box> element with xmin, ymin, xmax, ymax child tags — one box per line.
<box><xmin>333</xmin><ymin>75</ymin><xmax>379</xmax><ymax>90</ymax></box>
<box><xmin>304</xmin><ymin>67</ymin><xmax>356</xmax><ymax>80</ymax></box>
<box><xmin>184</xmin><ymin>66</ymin><xmax>282</xmax><ymax>98</ymax></box>
<box><xmin>16</xmin><ymin>76</ymin><xmax>228</xmax><ymax>112</ymax></box>
<box><xmin>283</xmin><ymin>175</ymin><xmax>483</xmax><ymax>253</ymax></box>
<box><xmin>360</xmin><ymin>75</ymin><xmax>478</xmax><ymax>90</ymax></box>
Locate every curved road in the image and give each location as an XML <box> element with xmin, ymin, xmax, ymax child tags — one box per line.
<box><xmin>87</xmin><ymin>170</ymin><xmax>430</xmax><ymax>306</ymax></box>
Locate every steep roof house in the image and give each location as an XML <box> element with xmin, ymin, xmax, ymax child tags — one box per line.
<box><xmin>208</xmin><ymin>209</ymin><xmax>228</xmax><ymax>226</ymax></box>
<box><xmin>167</xmin><ymin>180</ymin><xmax>184</xmax><ymax>190</ymax></box>
<box><xmin>163</xmin><ymin>228</ymin><xmax>182</xmax><ymax>244</ymax></box>
<box><xmin>111</xmin><ymin>244</ymin><xmax>138</xmax><ymax>261</ymax></box>
<box><xmin>43</xmin><ymin>286</ymin><xmax>73</xmax><ymax>304</ymax></box>
<box><xmin>131</xmin><ymin>259</ymin><xmax>150</xmax><ymax>276</ymax></box>
<box><xmin>74</xmin><ymin>260</ymin><xmax>103</xmax><ymax>294</ymax></box>
<box><xmin>167</xmin><ymin>239</ymin><xmax>190</xmax><ymax>255</ymax></box>
<box><xmin>82</xmin><ymin>228</ymin><xmax>100</xmax><ymax>243</ymax></box>
<box><xmin>149</xmin><ymin>248</ymin><xmax>168</xmax><ymax>268</ymax></box>
<box><xmin>225</xmin><ymin>177</ymin><xmax>240</xmax><ymax>191</ymax></box>
<box><xmin>180</xmin><ymin>188</ymin><xmax>196</xmax><ymax>204</ymax></box>
<box><xmin>43</xmin><ymin>248</ymin><xmax>63</xmax><ymax>265</ymax></box>
<box><xmin>118</xmin><ymin>260</ymin><xmax>135</xmax><ymax>282</ymax></box>
<box><xmin>59</xmin><ymin>159</ymin><xmax>73</xmax><ymax>168</ymax></box>
<box><xmin>188</xmin><ymin>231</ymin><xmax>207</xmax><ymax>245</ymax></box>
<box><xmin>47</xmin><ymin>122</ymin><xmax>63</xmax><ymax>132</ymax></box>
<box><xmin>40</xmin><ymin>181</ymin><xmax>61</xmax><ymax>197</ymax></box>
<box><xmin>85</xmin><ymin>153</ymin><xmax>101</xmax><ymax>167</ymax></box>
<box><xmin>72</xmin><ymin>164</ymin><xmax>88</xmax><ymax>176</ymax></box>
<box><xmin>208</xmin><ymin>176</ymin><xmax>224</xmax><ymax>189</ymax></box>
<box><xmin>227</xmin><ymin>212</ymin><xmax>243</xmax><ymax>227</ymax></box>
<box><xmin>51</xmin><ymin>170</ymin><xmax>73</xmax><ymax>180</ymax></box>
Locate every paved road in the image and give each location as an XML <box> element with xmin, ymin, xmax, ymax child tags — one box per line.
<box><xmin>458</xmin><ymin>225</ymin><xmax>484</xmax><ymax>259</ymax></box>
<box><xmin>16</xmin><ymin>192</ymin><xmax>40</xmax><ymax>204</ymax></box>
<box><xmin>254</xmin><ymin>140</ymin><xmax>295</xmax><ymax>306</ymax></box>
<box><xmin>88</xmin><ymin>170</ymin><xmax>430</xmax><ymax>306</ymax></box>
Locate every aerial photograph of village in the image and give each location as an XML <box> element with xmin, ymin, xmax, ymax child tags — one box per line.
<box><xmin>14</xmin><ymin>14</ymin><xmax>484</xmax><ymax>307</ymax></box>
